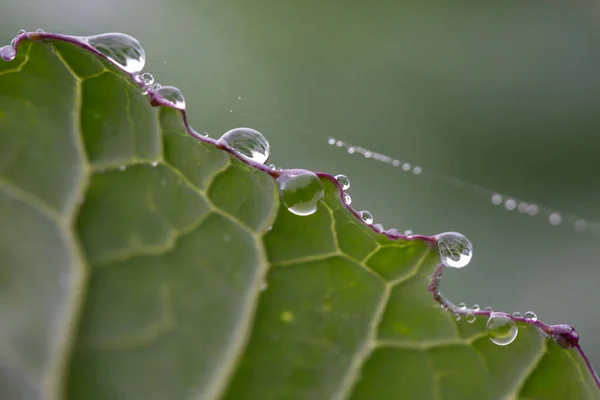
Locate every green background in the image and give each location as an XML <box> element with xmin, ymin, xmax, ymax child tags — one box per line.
<box><xmin>1</xmin><ymin>0</ymin><xmax>599</xmax><ymax>371</ymax></box>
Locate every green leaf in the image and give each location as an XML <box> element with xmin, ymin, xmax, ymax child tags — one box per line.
<box><xmin>0</xmin><ymin>36</ymin><xmax>598</xmax><ymax>400</ymax></box>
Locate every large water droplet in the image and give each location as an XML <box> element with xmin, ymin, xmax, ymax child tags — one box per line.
<box><xmin>0</xmin><ymin>45</ymin><xmax>16</xmax><ymax>62</ymax></box>
<box><xmin>486</xmin><ymin>313</ymin><xmax>518</xmax><ymax>346</ymax></box>
<box><xmin>217</xmin><ymin>127</ymin><xmax>270</xmax><ymax>164</ymax></box>
<box><xmin>335</xmin><ymin>174</ymin><xmax>350</xmax><ymax>190</ymax></box>
<box><xmin>436</xmin><ymin>232</ymin><xmax>473</xmax><ymax>268</ymax></box>
<box><xmin>81</xmin><ymin>33</ymin><xmax>145</xmax><ymax>73</ymax></box>
<box><xmin>524</xmin><ymin>311</ymin><xmax>537</xmax><ymax>322</ymax></box>
<box><xmin>155</xmin><ymin>86</ymin><xmax>186</xmax><ymax>109</ymax></box>
<box><xmin>466</xmin><ymin>312</ymin><xmax>476</xmax><ymax>323</ymax></box>
<box><xmin>359</xmin><ymin>210</ymin><xmax>373</xmax><ymax>224</ymax></box>
<box><xmin>277</xmin><ymin>171</ymin><xmax>324</xmax><ymax>216</ymax></box>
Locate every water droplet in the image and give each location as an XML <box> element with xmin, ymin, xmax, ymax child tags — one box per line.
<box><xmin>454</xmin><ymin>314</ymin><xmax>461</xmax><ymax>321</ymax></box>
<box><xmin>524</xmin><ymin>311</ymin><xmax>537</xmax><ymax>322</ymax></box>
<box><xmin>151</xmin><ymin>161</ymin><xmax>158</xmax><ymax>167</ymax></box>
<box><xmin>466</xmin><ymin>312</ymin><xmax>476</xmax><ymax>323</ymax></box>
<box><xmin>504</xmin><ymin>199</ymin><xmax>517</xmax><ymax>211</ymax></box>
<box><xmin>151</xmin><ymin>83</ymin><xmax>162</xmax><ymax>90</ymax></box>
<box><xmin>436</xmin><ymin>232</ymin><xmax>473</xmax><ymax>268</ymax></box>
<box><xmin>328</xmin><ymin>137</ymin><xmax>336</xmax><ymax>145</ymax></box>
<box><xmin>549</xmin><ymin>212</ymin><xmax>562</xmax><ymax>226</ymax></box>
<box><xmin>336</xmin><ymin>140</ymin><xmax>343</xmax><ymax>147</ymax></box>
<box><xmin>277</xmin><ymin>171</ymin><xmax>324</xmax><ymax>216</ymax></box>
<box><xmin>526</xmin><ymin>204</ymin><xmax>539</xmax><ymax>216</ymax></box>
<box><xmin>551</xmin><ymin>324</ymin><xmax>579</xmax><ymax>349</ymax></box>
<box><xmin>139</xmin><ymin>72</ymin><xmax>154</xmax><ymax>86</ymax></box>
<box><xmin>81</xmin><ymin>33</ymin><xmax>145</xmax><ymax>73</ymax></box>
<box><xmin>392</xmin><ymin>160</ymin><xmax>400</xmax><ymax>167</ymax></box>
<box><xmin>413</xmin><ymin>166</ymin><xmax>422</xmax><ymax>175</ymax></box>
<box><xmin>335</xmin><ymin>174</ymin><xmax>350</xmax><ymax>190</ymax></box>
<box><xmin>359</xmin><ymin>210</ymin><xmax>373</xmax><ymax>224</ymax></box>
<box><xmin>486</xmin><ymin>313</ymin><xmax>518</xmax><ymax>346</ymax></box>
<box><xmin>404</xmin><ymin>229</ymin><xmax>413</xmax><ymax>236</ymax></box>
<box><xmin>10</xmin><ymin>38</ymin><xmax>17</xmax><ymax>47</ymax></box>
<box><xmin>347</xmin><ymin>147</ymin><xmax>356</xmax><ymax>154</ymax></box>
<box><xmin>18</xmin><ymin>29</ymin><xmax>26</xmax><ymax>35</ymax></box>
<box><xmin>517</xmin><ymin>202</ymin><xmax>528</xmax><ymax>213</ymax></box>
<box><xmin>119</xmin><ymin>165</ymin><xmax>126</xmax><ymax>171</ymax></box>
<box><xmin>217</xmin><ymin>127</ymin><xmax>270</xmax><ymax>164</ymax></box>
<box><xmin>484</xmin><ymin>306</ymin><xmax>493</xmax><ymax>311</ymax></box>
<box><xmin>0</xmin><ymin>45</ymin><xmax>16</xmax><ymax>62</ymax></box>
<box><xmin>155</xmin><ymin>86</ymin><xmax>186</xmax><ymax>109</ymax></box>
<box><xmin>473</xmin><ymin>304</ymin><xmax>480</xmax><ymax>312</ymax></box>
<box><xmin>440</xmin><ymin>303</ymin><xmax>448</xmax><ymax>311</ymax></box>
<box><xmin>491</xmin><ymin>193</ymin><xmax>503</xmax><ymax>205</ymax></box>
<box><xmin>373</xmin><ymin>223</ymin><xmax>384</xmax><ymax>233</ymax></box>
<box><xmin>343</xmin><ymin>193</ymin><xmax>352</xmax><ymax>205</ymax></box>
<box><xmin>364</xmin><ymin>151</ymin><xmax>372</xmax><ymax>158</ymax></box>
<box><xmin>512</xmin><ymin>311</ymin><xmax>522</xmax><ymax>318</ymax></box>
<box><xmin>35</xmin><ymin>29</ymin><xmax>45</xmax><ymax>33</ymax></box>
<box><xmin>458</xmin><ymin>302</ymin><xmax>467</xmax><ymax>310</ymax></box>
<box><xmin>402</xmin><ymin>163</ymin><xmax>411</xmax><ymax>171</ymax></box>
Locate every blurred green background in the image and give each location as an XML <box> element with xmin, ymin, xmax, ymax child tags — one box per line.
<box><xmin>3</xmin><ymin>0</ymin><xmax>599</xmax><ymax>370</ymax></box>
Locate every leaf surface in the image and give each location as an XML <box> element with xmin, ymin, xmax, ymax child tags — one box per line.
<box><xmin>0</xmin><ymin>37</ymin><xmax>598</xmax><ymax>400</ymax></box>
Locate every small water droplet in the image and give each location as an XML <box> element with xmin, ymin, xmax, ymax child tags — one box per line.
<box><xmin>335</xmin><ymin>174</ymin><xmax>350</xmax><ymax>190</ymax></box>
<box><xmin>277</xmin><ymin>171</ymin><xmax>324</xmax><ymax>216</ymax></box>
<box><xmin>527</xmin><ymin>204</ymin><xmax>539</xmax><ymax>216</ymax></box>
<box><xmin>373</xmin><ymin>223</ymin><xmax>384</xmax><ymax>233</ymax></box>
<box><xmin>359</xmin><ymin>210</ymin><xmax>373</xmax><ymax>224</ymax></box>
<box><xmin>139</xmin><ymin>72</ymin><xmax>154</xmax><ymax>86</ymax></box>
<box><xmin>336</xmin><ymin>140</ymin><xmax>343</xmax><ymax>147</ymax></box>
<box><xmin>524</xmin><ymin>311</ymin><xmax>537</xmax><ymax>322</ymax></box>
<box><xmin>237</xmin><ymin>96</ymin><xmax>243</xmax><ymax>100</ymax></box>
<box><xmin>458</xmin><ymin>302</ymin><xmax>466</xmax><ymax>310</ymax></box>
<box><xmin>402</xmin><ymin>163</ymin><xmax>411</xmax><ymax>171</ymax></box>
<box><xmin>347</xmin><ymin>147</ymin><xmax>355</xmax><ymax>154</ymax></box>
<box><xmin>517</xmin><ymin>202</ymin><xmax>528</xmax><ymax>213</ymax></box>
<box><xmin>35</xmin><ymin>29</ymin><xmax>45</xmax><ymax>33</ymax></box>
<box><xmin>484</xmin><ymin>306</ymin><xmax>493</xmax><ymax>311</ymax></box>
<box><xmin>151</xmin><ymin>161</ymin><xmax>158</xmax><ymax>167</ymax></box>
<box><xmin>473</xmin><ymin>304</ymin><xmax>480</xmax><ymax>312</ymax></box>
<box><xmin>0</xmin><ymin>45</ymin><xmax>16</xmax><ymax>62</ymax></box>
<box><xmin>549</xmin><ymin>212</ymin><xmax>562</xmax><ymax>226</ymax></box>
<box><xmin>18</xmin><ymin>29</ymin><xmax>26</xmax><ymax>35</ymax></box>
<box><xmin>413</xmin><ymin>166</ymin><xmax>422</xmax><ymax>175</ymax></box>
<box><xmin>151</xmin><ymin>83</ymin><xmax>162</xmax><ymax>90</ymax></box>
<box><xmin>466</xmin><ymin>312</ymin><xmax>476</xmax><ymax>323</ymax></box>
<box><xmin>328</xmin><ymin>137</ymin><xmax>336</xmax><ymax>145</ymax></box>
<box><xmin>435</xmin><ymin>272</ymin><xmax>443</xmax><ymax>280</ymax></box>
<box><xmin>454</xmin><ymin>314</ymin><xmax>461</xmax><ymax>321</ymax></box>
<box><xmin>364</xmin><ymin>151</ymin><xmax>372</xmax><ymax>158</ymax></box>
<box><xmin>491</xmin><ymin>193</ymin><xmax>503</xmax><ymax>205</ymax></box>
<box><xmin>436</xmin><ymin>232</ymin><xmax>473</xmax><ymax>268</ymax></box>
<box><xmin>486</xmin><ymin>312</ymin><xmax>518</xmax><ymax>346</ymax></box>
<box><xmin>155</xmin><ymin>86</ymin><xmax>186</xmax><ymax>109</ymax></box>
<box><xmin>404</xmin><ymin>229</ymin><xmax>413</xmax><ymax>236</ymax></box>
<box><xmin>10</xmin><ymin>38</ymin><xmax>17</xmax><ymax>47</ymax></box>
<box><xmin>512</xmin><ymin>311</ymin><xmax>522</xmax><ymax>318</ymax></box>
<box><xmin>217</xmin><ymin>127</ymin><xmax>270</xmax><ymax>164</ymax></box>
<box><xmin>119</xmin><ymin>165</ymin><xmax>126</xmax><ymax>171</ymax></box>
<box><xmin>504</xmin><ymin>199</ymin><xmax>517</xmax><ymax>211</ymax></box>
<box><xmin>81</xmin><ymin>33</ymin><xmax>145</xmax><ymax>73</ymax></box>
<box><xmin>343</xmin><ymin>193</ymin><xmax>352</xmax><ymax>205</ymax></box>
<box><xmin>392</xmin><ymin>160</ymin><xmax>400</xmax><ymax>167</ymax></box>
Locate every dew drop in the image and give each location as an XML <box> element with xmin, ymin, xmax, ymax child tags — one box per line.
<box><xmin>491</xmin><ymin>193</ymin><xmax>503</xmax><ymax>205</ymax></box>
<box><xmin>473</xmin><ymin>304</ymin><xmax>480</xmax><ymax>312</ymax></box>
<box><xmin>81</xmin><ymin>33</ymin><xmax>145</xmax><ymax>73</ymax></box>
<box><xmin>217</xmin><ymin>127</ymin><xmax>270</xmax><ymax>164</ymax></box>
<box><xmin>18</xmin><ymin>29</ymin><xmax>26</xmax><ymax>35</ymax></box>
<box><xmin>335</xmin><ymin>174</ymin><xmax>350</xmax><ymax>190</ymax></box>
<box><xmin>392</xmin><ymin>160</ymin><xmax>400</xmax><ymax>167</ymax></box>
<box><xmin>466</xmin><ymin>312</ymin><xmax>476</xmax><ymax>323</ymax></box>
<box><xmin>458</xmin><ymin>302</ymin><xmax>467</xmax><ymax>310</ymax></box>
<box><xmin>455</xmin><ymin>314</ymin><xmax>461</xmax><ymax>321</ymax></box>
<box><xmin>151</xmin><ymin>161</ymin><xmax>158</xmax><ymax>167</ymax></box>
<box><xmin>512</xmin><ymin>311</ymin><xmax>522</xmax><ymax>318</ymax></box>
<box><xmin>373</xmin><ymin>223</ymin><xmax>384</xmax><ymax>233</ymax></box>
<box><xmin>486</xmin><ymin>313</ymin><xmax>518</xmax><ymax>346</ymax></box>
<box><xmin>504</xmin><ymin>199</ymin><xmax>517</xmax><ymax>211</ymax></box>
<box><xmin>484</xmin><ymin>306</ymin><xmax>493</xmax><ymax>312</ymax></box>
<box><xmin>413</xmin><ymin>166</ymin><xmax>422</xmax><ymax>175</ymax></box>
<box><xmin>328</xmin><ymin>137</ymin><xmax>336</xmax><ymax>145</ymax></box>
<box><xmin>527</xmin><ymin>204</ymin><xmax>539</xmax><ymax>216</ymax></box>
<box><xmin>35</xmin><ymin>29</ymin><xmax>45</xmax><ymax>33</ymax></box>
<box><xmin>0</xmin><ymin>45</ymin><xmax>16</xmax><ymax>62</ymax></box>
<box><xmin>139</xmin><ymin>72</ymin><xmax>154</xmax><ymax>86</ymax></box>
<box><xmin>549</xmin><ymin>212</ymin><xmax>562</xmax><ymax>226</ymax></box>
<box><xmin>402</xmin><ymin>163</ymin><xmax>411</xmax><ymax>171</ymax></box>
<box><xmin>155</xmin><ymin>86</ymin><xmax>186</xmax><ymax>110</ymax></box>
<box><xmin>404</xmin><ymin>229</ymin><xmax>413</xmax><ymax>236</ymax></box>
<box><xmin>359</xmin><ymin>210</ymin><xmax>374</xmax><ymax>224</ymax></box>
<box><xmin>277</xmin><ymin>171</ymin><xmax>324</xmax><ymax>216</ymax></box>
<box><xmin>524</xmin><ymin>311</ymin><xmax>537</xmax><ymax>322</ymax></box>
<box><xmin>517</xmin><ymin>202</ymin><xmax>528</xmax><ymax>213</ymax></box>
<box><xmin>436</xmin><ymin>232</ymin><xmax>473</xmax><ymax>268</ymax></box>
<box><xmin>10</xmin><ymin>38</ymin><xmax>17</xmax><ymax>47</ymax></box>
<box><xmin>343</xmin><ymin>193</ymin><xmax>352</xmax><ymax>205</ymax></box>
<box><xmin>347</xmin><ymin>147</ymin><xmax>355</xmax><ymax>154</ymax></box>
<box><xmin>119</xmin><ymin>165</ymin><xmax>126</xmax><ymax>171</ymax></box>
